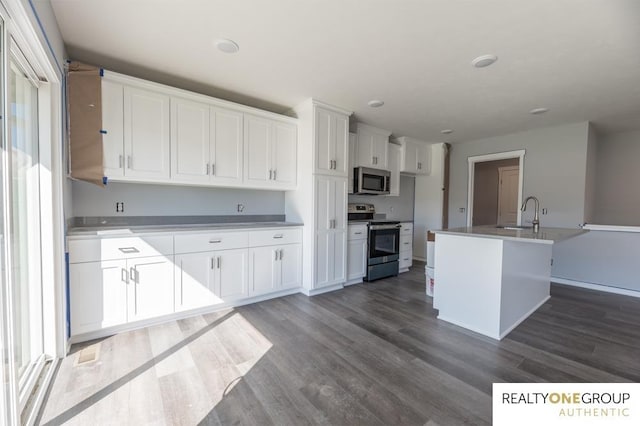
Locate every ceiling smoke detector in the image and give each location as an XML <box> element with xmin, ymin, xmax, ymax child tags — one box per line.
<box><xmin>368</xmin><ymin>100</ymin><xmax>384</xmax><ymax>108</ymax></box>
<box><xmin>530</xmin><ymin>107</ymin><xmax>549</xmax><ymax>115</ymax></box>
<box><xmin>215</xmin><ymin>39</ymin><xmax>240</xmax><ymax>54</ymax></box>
<box><xmin>472</xmin><ymin>54</ymin><xmax>498</xmax><ymax>68</ymax></box>
<box><xmin>441</xmin><ymin>129</ymin><xmax>453</xmax><ymax>134</ymax></box>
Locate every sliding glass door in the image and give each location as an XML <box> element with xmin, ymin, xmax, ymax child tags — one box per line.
<box><xmin>9</xmin><ymin>53</ymin><xmax>44</xmax><ymax>404</ymax></box>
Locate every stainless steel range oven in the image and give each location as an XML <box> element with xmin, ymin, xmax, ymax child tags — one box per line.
<box><xmin>366</xmin><ymin>221</ymin><xmax>400</xmax><ymax>281</ymax></box>
<box><xmin>347</xmin><ymin>203</ymin><xmax>400</xmax><ymax>281</ymax></box>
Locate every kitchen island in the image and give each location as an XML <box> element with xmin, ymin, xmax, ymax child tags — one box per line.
<box><xmin>433</xmin><ymin>226</ymin><xmax>586</xmax><ymax>340</ymax></box>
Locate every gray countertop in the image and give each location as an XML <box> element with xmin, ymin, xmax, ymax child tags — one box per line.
<box><xmin>67</xmin><ymin>221</ymin><xmax>304</xmax><ymax>238</ymax></box>
<box><xmin>434</xmin><ymin>226</ymin><xmax>587</xmax><ymax>245</ymax></box>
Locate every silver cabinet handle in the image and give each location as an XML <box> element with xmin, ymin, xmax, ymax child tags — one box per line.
<box><xmin>217</xmin><ymin>257</ymin><xmax>221</xmax><ymax>269</ymax></box>
<box><xmin>269</xmin><ymin>169</ymin><xmax>273</xmax><ymax>180</ymax></box>
<box><xmin>418</xmin><ymin>162</ymin><xmax>422</xmax><ymax>170</ymax></box>
<box><xmin>119</xmin><ymin>155</ymin><xmax>123</xmax><ymax>168</ymax></box>
<box><xmin>354</xmin><ymin>232</ymin><xmax>362</xmax><ymax>235</ymax></box>
<box><xmin>273</xmin><ymin>234</ymin><xmax>284</xmax><ymax>239</ymax></box>
<box><xmin>209</xmin><ymin>239</ymin><xmax>222</xmax><ymax>244</ymax></box>
<box><xmin>127</xmin><ymin>156</ymin><xmax>132</xmax><ymax>169</ymax></box>
<box><xmin>273</xmin><ymin>169</ymin><xmax>277</xmax><ymax>180</ymax></box>
<box><xmin>279</xmin><ymin>249</ymin><xmax>283</xmax><ymax>260</ymax></box>
<box><xmin>121</xmin><ymin>268</ymin><xmax>129</xmax><ymax>284</ymax></box>
<box><xmin>129</xmin><ymin>267</ymin><xmax>137</xmax><ymax>284</ymax></box>
<box><xmin>275</xmin><ymin>250</ymin><xmax>279</xmax><ymax>261</ymax></box>
<box><xmin>118</xmin><ymin>247</ymin><xmax>139</xmax><ymax>254</ymax></box>
<box><xmin>211</xmin><ymin>164</ymin><xmax>215</xmax><ymax>176</ymax></box>
<box><xmin>404</xmin><ymin>257</ymin><xmax>410</xmax><ymax>261</ymax></box>
<box><xmin>206</xmin><ymin>163</ymin><xmax>210</xmax><ymax>175</ymax></box>
<box><xmin>210</xmin><ymin>257</ymin><xmax>215</xmax><ymax>270</ymax></box>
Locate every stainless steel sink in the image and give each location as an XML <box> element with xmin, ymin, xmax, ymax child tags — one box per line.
<box><xmin>496</xmin><ymin>225</ymin><xmax>533</xmax><ymax>231</ymax></box>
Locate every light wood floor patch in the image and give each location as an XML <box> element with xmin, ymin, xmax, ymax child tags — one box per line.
<box><xmin>38</xmin><ymin>262</ymin><xmax>640</xmax><ymax>425</ymax></box>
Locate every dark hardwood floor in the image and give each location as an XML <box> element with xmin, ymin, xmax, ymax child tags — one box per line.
<box><xmin>39</xmin><ymin>262</ymin><xmax>640</xmax><ymax>425</ymax></box>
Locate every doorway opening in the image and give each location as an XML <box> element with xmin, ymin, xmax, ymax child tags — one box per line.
<box><xmin>466</xmin><ymin>150</ymin><xmax>525</xmax><ymax>227</ymax></box>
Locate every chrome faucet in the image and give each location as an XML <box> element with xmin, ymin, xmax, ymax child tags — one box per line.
<box><xmin>521</xmin><ymin>196</ymin><xmax>540</xmax><ymax>232</ymax></box>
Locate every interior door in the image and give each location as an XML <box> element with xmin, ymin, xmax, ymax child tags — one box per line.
<box><xmin>497</xmin><ymin>166</ymin><xmax>520</xmax><ymax>226</ymax></box>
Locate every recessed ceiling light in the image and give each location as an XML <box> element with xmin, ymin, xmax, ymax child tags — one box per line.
<box><xmin>441</xmin><ymin>129</ymin><xmax>453</xmax><ymax>134</ymax></box>
<box><xmin>472</xmin><ymin>54</ymin><xmax>498</xmax><ymax>68</ymax></box>
<box><xmin>368</xmin><ymin>100</ymin><xmax>384</xmax><ymax>108</ymax></box>
<box><xmin>530</xmin><ymin>107</ymin><xmax>549</xmax><ymax>115</ymax></box>
<box><xmin>215</xmin><ymin>39</ymin><xmax>240</xmax><ymax>54</ymax></box>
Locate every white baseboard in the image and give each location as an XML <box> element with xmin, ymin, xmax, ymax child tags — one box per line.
<box><xmin>413</xmin><ymin>256</ymin><xmax>426</xmax><ymax>262</ymax></box>
<box><xmin>69</xmin><ymin>287</ymin><xmax>302</xmax><ymax>345</ymax></box>
<box><xmin>551</xmin><ymin>277</ymin><xmax>640</xmax><ymax>299</ymax></box>
<box><xmin>302</xmin><ymin>283</ymin><xmax>344</xmax><ymax>296</ymax></box>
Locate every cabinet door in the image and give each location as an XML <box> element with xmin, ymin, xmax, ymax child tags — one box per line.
<box><xmin>215</xmin><ymin>248</ymin><xmax>249</xmax><ymax>302</ymax></box>
<box><xmin>69</xmin><ymin>260</ymin><xmax>127</xmax><ymax>335</ymax></box>
<box><xmin>280</xmin><ymin>244</ymin><xmax>302</xmax><ymax>290</ymax></box>
<box><xmin>249</xmin><ymin>246</ymin><xmax>279</xmax><ymax>296</ymax></box>
<box><xmin>128</xmin><ymin>256</ymin><xmax>174</xmax><ymax>322</ymax></box>
<box><xmin>170</xmin><ymin>98</ymin><xmax>210</xmax><ymax>183</ymax></box>
<box><xmin>211</xmin><ymin>108</ymin><xmax>243</xmax><ymax>185</ymax></box>
<box><xmin>315</xmin><ymin>107</ymin><xmax>333</xmax><ymax>174</ymax></box>
<box><xmin>332</xmin><ymin>230</ymin><xmax>347</xmax><ymax>283</ymax></box>
<box><xmin>388</xmin><ymin>143</ymin><xmax>401</xmax><ymax>197</ymax></box>
<box><xmin>315</xmin><ymin>175</ymin><xmax>332</xmax><ymax>231</ymax></box>
<box><xmin>271</xmin><ymin>121</ymin><xmax>297</xmax><ymax>189</ymax></box>
<box><xmin>314</xmin><ymin>232</ymin><xmax>333</xmax><ymax>288</ymax></box>
<box><xmin>401</xmin><ymin>140</ymin><xmax>419</xmax><ymax>174</ymax></box>
<box><xmin>372</xmin><ymin>133</ymin><xmax>389</xmax><ymax>169</ymax></box>
<box><xmin>416</xmin><ymin>143</ymin><xmax>431</xmax><ymax>175</ymax></box>
<box><xmin>357</xmin><ymin>131</ymin><xmax>376</xmax><ymax>168</ymax></box>
<box><xmin>244</xmin><ymin>114</ymin><xmax>272</xmax><ymax>185</ymax></box>
<box><xmin>174</xmin><ymin>253</ymin><xmax>217</xmax><ymax>312</ymax></box>
<box><xmin>333</xmin><ymin>178</ymin><xmax>347</xmax><ymax>231</ymax></box>
<box><xmin>347</xmin><ymin>239</ymin><xmax>367</xmax><ymax>281</ymax></box>
<box><xmin>102</xmin><ymin>79</ymin><xmax>125</xmax><ymax>178</ymax></box>
<box><xmin>333</xmin><ymin>113</ymin><xmax>349</xmax><ymax>176</ymax></box>
<box><xmin>123</xmin><ymin>87</ymin><xmax>171</xmax><ymax>179</ymax></box>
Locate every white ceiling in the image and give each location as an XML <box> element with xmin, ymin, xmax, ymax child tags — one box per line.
<box><xmin>50</xmin><ymin>0</ymin><xmax>640</xmax><ymax>143</ymax></box>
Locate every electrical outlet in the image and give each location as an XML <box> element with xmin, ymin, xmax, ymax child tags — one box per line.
<box><xmin>389</xmin><ymin>206</ymin><xmax>394</xmax><ymax>213</ymax></box>
<box><xmin>459</xmin><ymin>207</ymin><xmax>465</xmax><ymax>213</ymax></box>
<box><xmin>237</xmin><ymin>204</ymin><xmax>244</xmax><ymax>213</ymax></box>
<box><xmin>116</xmin><ymin>202</ymin><xmax>124</xmax><ymax>213</ymax></box>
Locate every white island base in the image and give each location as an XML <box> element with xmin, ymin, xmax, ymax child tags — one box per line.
<box><xmin>434</xmin><ymin>233</ymin><xmax>553</xmax><ymax>340</ymax></box>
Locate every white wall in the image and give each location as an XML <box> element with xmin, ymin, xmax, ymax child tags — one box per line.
<box><xmin>583</xmin><ymin>123</ymin><xmax>598</xmax><ymax>223</ymax></box>
<box><xmin>448</xmin><ymin>122</ymin><xmax>590</xmax><ymax>229</ymax></box>
<box><xmin>414</xmin><ymin>143</ymin><xmax>445</xmax><ymax>260</ymax></box>
<box><xmin>348</xmin><ymin>175</ymin><xmax>415</xmax><ymax>221</ymax></box>
<box><xmin>72</xmin><ymin>181</ymin><xmax>285</xmax><ymax>217</ymax></box>
<box><xmin>593</xmin><ymin>129</ymin><xmax>640</xmax><ymax>225</ymax></box>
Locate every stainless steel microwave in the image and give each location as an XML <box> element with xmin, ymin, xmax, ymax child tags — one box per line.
<box><xmin>353</xmin><ymin>167</ymin><xmax>390</xmax><ymax>195</ymax></box>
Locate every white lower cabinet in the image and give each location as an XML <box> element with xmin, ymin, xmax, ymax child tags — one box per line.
<box><xmin>315</xmin><ymin>231</ymin><xmax>346</xmax><ymax>288</ymax></box>
<box><xmin>346</xmin><ymin>223</ymin><xmax>368</xmax><ymax>284</ymax></box>
<box><xmin>249</xmin><ymin>243</ymin><xmax>301</xmax><ymax>296</ymax></box>
<box><xmin>128</xmin><ymin>256</ymin><xmax>175</xmax><ymax>322</ymax></box>
<box><xmin>69</xmin><ymin>260</ymin><xmax>128</xmax><ymax>335</ymax></box>
<box><xmin>399</xmin><ymin>222</ymin><xmax>414</xmax><ymax>273</ymax></box>
<box><xmin>69</xmin><ymin>254</ymin><xmax>174</xmax><ymax>335</ymax></box>
<box><xmin>215</xmin><ymin>248</ymin><xmax>249</xmax><ymax>301</ymax></box>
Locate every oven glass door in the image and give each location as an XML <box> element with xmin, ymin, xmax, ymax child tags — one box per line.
<box><xmin>362</xmin><ymin>173</ymin><xmax>386</xmax><ymax>192</ymax></box>
<box><xmin>369</xmin><ymin>227</ymin><xmax>400</xmax><ymax>258</ymax></box>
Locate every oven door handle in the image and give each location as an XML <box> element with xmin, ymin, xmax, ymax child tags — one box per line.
<box><xmin>369</xmin><ymin>224</ymin><xmax>402</xmax><ymax>230</ymax></box>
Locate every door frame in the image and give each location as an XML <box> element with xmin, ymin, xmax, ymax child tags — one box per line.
<box><xmin>466</xmin><ymin>150</ymin><xmax>525</xmax><ymax>227</ymax></box>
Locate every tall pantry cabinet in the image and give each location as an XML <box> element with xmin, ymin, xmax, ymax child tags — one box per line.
<box><xmin>285</xmin><ymin>100</ymin><xmax>352</xmax><ymax>295</ymax></box>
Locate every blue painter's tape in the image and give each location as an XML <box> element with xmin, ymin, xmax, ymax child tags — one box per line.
<box><xmin>103</xmin><ymin>176</ymin><xmax>108</xmax><ymax>185</ymax></box>
<box><xmin>100</xmin><ymin>68</ymin><xmax>104</xmax><ymax>77</ymax></box>
<box><xmin>100</xmin><ymin>130</ymin><xmax>107</xmax><ymax>134</ymax></box>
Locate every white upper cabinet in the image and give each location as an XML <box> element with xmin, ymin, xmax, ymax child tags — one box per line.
<box><xmin>123</xmin><ymin>86</ymin><xmax>171</xmax><ymax>180</ymax></box>
<box><xmin>171</xmin><ymin>98</ymin><xmax>211</xmax><ymax>183</ymax></box>
<box><xmin>394</xmin><ymin>136</ymin><xmax>431</xmax><ymax>175</ymax></box>
<box><xmin>315</xmin><ymin>106</ymin><xmax>349</xmax><ymax>177</ymax></box>
<box><xmin>348</xmin><ymin>132</ymin><xmax>356</xmax><ymax>194</ymax></box>
<box><xmin>102</xmin><ymin>79</ymin><xmax>125</xmax><ymax>178</ymax></box>
<box><xmin>244</xmin><ymin>113</ymin><xmax>297</xmax><ymax>190</ymax></box>
<box><xmin>211</xmin><ymin>107</ymin><xmax>243</xmax><ymax>185</ymax></box>
<box><xmin>388</xmin><ymin>142</ymin><xmax>401</xmax><ymax>197</ymax></box>
<box><xmin>355</xmin><ymin>123</ymin><xmax>391</xmax><ymax>169</ymax></box>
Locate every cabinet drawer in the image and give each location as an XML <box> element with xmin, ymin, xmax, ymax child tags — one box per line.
<box><xmin>249</xmin><ymin>228</ymin><xmax>302</xmax><ymax>247</ymax></box>
<box><xmin>69</xmin><ymin>235</ymin><xmax>173</xmax><ymax>263</ymax></box>
<box><xmin>399</xmin><ymin>254</ymin><xmax>413</xmax><ymax>269</ymax></box>
<box><xmin>400</xmin><ymin>222</ymin><xmax>413</xmax><ymax>235</ymax></box>
<box><xmin>400</xmin><ymin>238</ymin><xmax>413</xmax><ymax>252</ymax></box>
<box><xmin>175</xmin><ymin>231</ymin><xmax>248</xmax><ymax>254</ymax></box>
<box><xmin>348</xmin><ymin>224</ymin><xmax>367</xmax><ymax>240</ymax></box>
